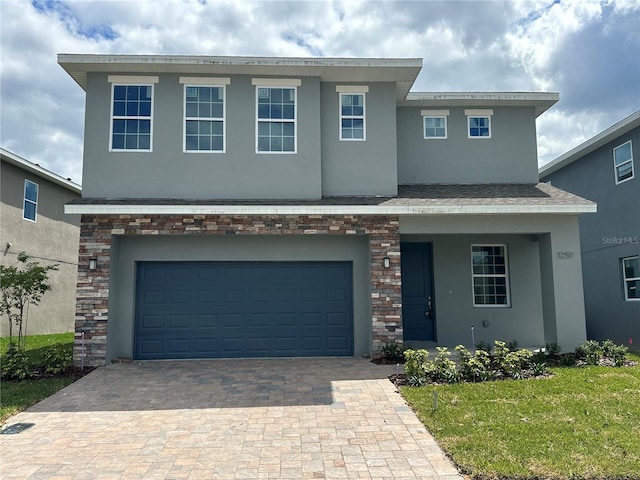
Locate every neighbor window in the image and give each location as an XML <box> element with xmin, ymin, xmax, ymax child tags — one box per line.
<box><xmin>337</xmin><ymin>86</ymin><xmax>368</xmax><ymax>141</ymax></box>
<box><xmin>109</xmin><ymin>76</ymin><xmax>158</xmax><ymax>151</ymax></box>
<box><xmin>254</xmin><ymin>79</ymin><xmax>300</xmax><ymax>153</ymax></box>
<box><xmin>613</xmin><ymin>140</ymin><xmax>634</xmax><ymax>184</ymax></box>
<box><xmin>422</xmin><ymin>110</ymin><xmax>449</xmax><ymax>139</ymax></box>
<box><xmin>466</xmin><ymin>109</ymin><xmax>493</xmax><ymax>138</ymax></box>
<box><xmin>471</xmin><ymin>245</ymin><xmax>510</xmax><ymax>307</ymax></box>
<box><xmin>181</xmin><ymin>77</ymin><xmax>229</xmax><ymax>152</ymax></box>
<box><xmin>23</xmin><ymin>180</ymin><xmax>38</xmax><ymax>222</ymax></box>
<box><xmin>622</xmin><ymin>256</ymin><xmax>639</xmax><ymax>301</ymax></box>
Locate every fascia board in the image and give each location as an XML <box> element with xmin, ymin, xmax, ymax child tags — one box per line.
<box><xmin>64</xmin><ymin>203</ymin><xmax>597</xmax><ymax>216</ymax></box>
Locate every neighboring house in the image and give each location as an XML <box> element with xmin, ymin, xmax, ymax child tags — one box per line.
<box><xmin>58</xmin><ymin>54</ymin><xmax>595</xmax><ymax>366</ymax></box>
<box><xmin>0</xmin><ymin>148</ymin><xmax>81</xmax><ymax>336</ymax></box>
<box><xmin>540</xmin><ymin>110</ymin><xmax>640</xmax><ymax>347</ymax></box>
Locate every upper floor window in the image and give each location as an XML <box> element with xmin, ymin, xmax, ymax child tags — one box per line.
<box><xmin>108</xmin><ymin>75</ymin><xmax>158</xmax><ymax>151</ymax></box>
<box><xmin>180</xmin><ymin>77</ymin><xmax>229</xmax><ymax>153</ymax></box>
<box><xmin>466</xmin><ymin>109</ymin><xmax>493</xmax><ymax>139</ymax></box>
<box><xmin>337</xmin><ymin>86</ymin><xmax>368</xmax><ymax>141</ymax></box>
<box><xmin>23</xmin><ymin>180</ymin><xmax>38</xmax><ymax>222</ymax></box>
<box><xmin>422</xmin><ymin>110</ymin><xmax>449</xmax><ymax>139</ymax></box>
<box><xmin>622</xmin><ymin>256</ymin><xmax>639</xmax><ymax>301</ymax></box>
<box><xmin>471</xmin><ymin>244</ymin><xmax>510</xmax><ymax>307</ymax></box>
<box><xmin>253</xmin><ymin>79</ymin><xmax>300</xmax><ymax>153</ymax></box>
<box><xmin>613</xmin><ymin>140</ymin><xmax>634</xmax><ymax>184</ymax></box>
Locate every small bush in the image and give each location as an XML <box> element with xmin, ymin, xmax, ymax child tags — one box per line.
<box><xmin>42</xmin><ymin>345</ymin><xmax>72</xmax><ymax>374</ymax></box>
<box><xmin>456</xmin><ymin>345</ymin><xmax>493</xmax><ymax>382</ymax></box>
<box><xmin>531</xmin><ymin>360</ymin><xmax>547</xmax><ymax>376</ymax></box>
<box><xmin>1</xmin><ymin>346</ymin><xmax>32</xmax><ymax>381</ymax></box>
<box><xmin>506</xmin><ymin>339</ymin><xmax>519</xmax><ymax>351</ymax></box>
<box><xmin>429</xmin><ymin>347</ymin><xmax>460</xmax><ymax>384</ymax></box>
<box><xmin>475</xmin><ymin>341</ymin><xmax>492</xmax><ymax>353</ymax></box>
<box><xmin>601</xmin><ymin>340</ymin><xmax>628</xmax><ymax>367</ymax></box>
<box><xmin>501</xmin><ymin>349</ymin><xmax>534</xmax><ymax>379</ymax></box>
<box><xmin>381</xmin><ymin>342</ymin><xmax>405</xmax><ymax>363</ymax></box>
<box><xmin>404</xmin><ymin>349</ymin><xmax>430</xmax><ymax>385</ymax></box>
<box><xmin>545</xmin><ymin>342</ymin><xmax>561</xmax><ymax>357</ymax></box>
<box><xmin>576</xmin><ymin>340</ymin><xmax>602</xmax><ymax>365</ymax></box>
<box><xmin>493</xmin><ymin>340</ymin><xmax>510</xmax><ymax>367</ymax></box>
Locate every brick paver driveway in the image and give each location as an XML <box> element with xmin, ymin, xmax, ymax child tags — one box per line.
<box><xmin>1</xmin><ymin>358</ymin><xmax>463</xmax><ymax>479</ymax></box>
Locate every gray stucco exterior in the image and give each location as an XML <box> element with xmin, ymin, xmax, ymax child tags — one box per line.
<box><xmin>1</xmin><ymin>150</ymin><xmax>81</xmax><ymax>336</ymax></box>
<box><xmin>58</xmin><ymin>54</ymin><xmax>593</xmax><ymax>364</ymax></box>
<box><xmin>540</xmin><ymin>113</ymin><xmax>639</xmax><ymax>348</ymax></box>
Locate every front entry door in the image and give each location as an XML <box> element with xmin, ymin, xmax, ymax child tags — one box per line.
<box><xmin>401</xmin><ymin>242</ymin><xmax>435</xmax><ymax>342</ymax></box>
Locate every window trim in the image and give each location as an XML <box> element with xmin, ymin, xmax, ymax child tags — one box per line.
<box><xmin>466</xmin><ymin>109</ymin><xmax>493</xmax><ymax>139</ymax></box>
<box><xmin>180</xmin><ymin>77</ymin><xmax>229</xmax><ymax>154</ymax></box>
<box><xmin>470</xmin><ymin>244</ymin><xmax>511</xmax><ymax>308</ymax></box>
<box><xmin>337</xmin><ymin>85</ymin><xmax>368</xmax><ymax>142</ymax></box>
<box><xmin>622</xmin><ymin>256</ymin><xmax>640</xmax><ymax>301</ymax></box>
<box><xmin>108</xmin><ymin>76</ymin><xmax>158</xmax><ymax>152</ymax></box>
<box><xmin>252</xmin><ymin>79</ymin><xmax>300</xmax><ymax>154</ymax></box>
<box><xmin>422</xmin><ymin>110</ymin><xmax>450</xmax><ymax>139</ymax></box>
<box><xmin>613</xmin><ymin>140</ymin><xmax>634</xmax><ymax>185</ymax></box>
<box><xmin>23</xmin><ymin>179</ymin><xmax>38</xmax><ymax>222</ymax></box>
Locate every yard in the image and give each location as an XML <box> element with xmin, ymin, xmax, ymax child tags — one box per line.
<box><xmin>402</xmin><ymin>352</ymin><xmax>640</xmax><ymax>480</ymax></box>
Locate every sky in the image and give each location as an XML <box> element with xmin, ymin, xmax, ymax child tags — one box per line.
<box><xmin>1</xmin><ymin>0</ymin><xmax>639</xmax><ymax>185</ymax></box>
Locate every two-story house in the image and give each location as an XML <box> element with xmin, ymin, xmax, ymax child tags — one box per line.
<box><xmin>540</xmin><ymin>110</ymin><xmax>639</xmax><ymax>348</ymax></box>
<box><xmin>1</xmin><ymin>148</ymin><xmax>81</xmax><ymax>336</ymax></box>
<box><xmin>59</xmin><ymin>54</ymin><xmax>595</xmax><ymax>365</ymax></box>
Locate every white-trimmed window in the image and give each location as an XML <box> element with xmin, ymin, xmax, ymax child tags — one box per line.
<box><xmin>613</xmin><ymin>140</ymin><xmax>634</xmax><ymax>184</ymax></box>
<box><xmin>466</xmin><ymin>109</ymin><xmax>493</xmax><ymax>138</ymax></box>
<box><xmin>109</xmin><ymin>76</ymin><xmax>158</xmax><ymax>151</ymax></box>
<box><xmin>253</xmin><ymin>79</ymin><xmax>300</xmax><ymax>153</ymax></box>
<box><xmin>337</xmin><ymin>86</ymin><xmax>368</xmax><ymax>141</ymax></box>
<box><xmin>23</xmin><ymin>179</ymin><xmax>38</xmax><ymax>222</ymax></box>
<box><xmin>422</xmin><ymin>110</ymin><xmax>449</xmax><ymax>139</ymax></box>
<box><xmin>471</xmin><ymin>245</ymin><xmax>510</xmax><ymax>307</ymax></box>
<box><xmin>622</xmin><ymin>256</ymin><xmax>639</xmax><ymax>301</ymax></box>
<box><xmin>180</xmin><ymin>77</ymin><xmax>229</xmax><ymax>152</ymax></box>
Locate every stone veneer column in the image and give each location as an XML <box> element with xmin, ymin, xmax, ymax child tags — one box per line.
<box><xmin>74</xmin><ymin>213</ymin><xmax>403</xmax><ymax>364</ymax></box>
<box><xmin>367</xmin><ymin>218</ymin><xmax>403</xmax><ymax>354</ymax></box>
<box><xmin>74</xmin><ymin>216</ymin><xmax>111</xmax><ymax>366</ymax></box>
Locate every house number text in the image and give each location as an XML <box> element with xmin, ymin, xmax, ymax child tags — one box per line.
<box><xmin>557</xmin><ymin>251</ymin><xmax>574</xmax><ymax>259</ymax></box>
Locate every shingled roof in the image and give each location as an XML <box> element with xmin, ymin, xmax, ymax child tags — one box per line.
<box><xmin>65</xmin><ymin>183</ymin><xmax>595</xmax><ymax>215</ymax></box>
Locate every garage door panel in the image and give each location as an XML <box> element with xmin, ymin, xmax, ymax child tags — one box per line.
<box><xmin>135</xmin><ymin>261</ymin><xmax>353</xmax><ymax>359</ymax></box>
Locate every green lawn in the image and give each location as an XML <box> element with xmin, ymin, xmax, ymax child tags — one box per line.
<box><xmin>1</xmin><ymin>333</ymin><xmax>75</xmax><ymax>424</ymax></box>
<box><xmin>402</xmin><ymin>354</ymin><xmax>640</xmax><ymax>480</ymax></box>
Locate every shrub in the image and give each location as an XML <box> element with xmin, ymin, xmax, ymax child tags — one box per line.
<box><xmin>404</xmin><ymin>349</ymin><xmax>430</xmax><ymax>385</ymax></box>
<box><xmin>531</xmin><ymin>359</ymin><xmax>547</xmax><ymax>376</ymax></box>
<box><xmin>456</xmin><ymin>345</ymin><xmax>492</xmax><ymax>382</ymax></box>
<box><xmin>601</xmin><ymin>340</ymin><xmax>628</xmax><ymax>367</ymax></box>
<box><xmin>493</xmin><ymin>340</ymin><xmax>510</xmax><ymax>367</ymax></box>
<box><xmin>429</xmin><ymin>347</ymin><xmax>460</xmax><ymax>384</ymax></box>
<box><xmin>545</xmin><ymin>342</ymin><xmax>561</xmax><ymax>357</ymax></box>
<box><xmin>42</xmin><ymin>345</ymin><xmax>72</xmax><ymax>374</ymax></box>
<box><xmin>381</xmin><ymin>342</ymin><xmax>405</xmax><ymax>363</ymax></box>
<box><xmin>475</xmin><ymin>340</ymin><xmax>492</xmax><ymax>353</ymax></box>
<box><xmin>506</xmin><ymin>339</ymin><xmax>519</xmax><ymax>351</ymax></box>
<box><xmin>501</xmin><ymin>349</ymin><xmax>534</xmax><ymax>379</ymax></box>
<box><xmin>575</xmin><ymin>340</ymin><xmax>601</xmax><ymax>365</ymax></box>
<box><xmin>1</xmin><ymin>345</ymin><xmax>32</xmax><ymax>381</ymax></box>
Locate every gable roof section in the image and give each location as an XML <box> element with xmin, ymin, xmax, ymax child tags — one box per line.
<box><xmin>65</xmin><ymin>183</ymin><xmax>595</xmax><ymax>215</ymax></box>
<box><xmin>540</xmin><ymin>109</ymin><xmax>640</xmax><ymax>177</ymax></box>
<box><xmin>1</xmin><ymin>148</ymin><xmax>81</xmax><ymax>194</ymax></box>
<box><xmin>57</xmin><ymin>54</ymin><xmax>423</xmax><ymax>100</ymax></box>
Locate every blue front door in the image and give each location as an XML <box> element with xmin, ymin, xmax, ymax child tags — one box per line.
<box><xmin>134</xmin><ymin>261</ymin><xmax>354</xmax><ymax>359</ymax></box>
<box><xmin>401</xmin><ymin>243</ymin><xmax>435</xmax><ymax>342</ymax></box>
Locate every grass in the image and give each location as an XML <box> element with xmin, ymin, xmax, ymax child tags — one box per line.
<box><xmin>1</xmin><ymin>333</ymin><xmax>75</xmax><ymax>424</ymax></box>
<box><xmin>402</xmin><ymin>352</ymin><xmax>640</xmax><ymax>480</ymax></box>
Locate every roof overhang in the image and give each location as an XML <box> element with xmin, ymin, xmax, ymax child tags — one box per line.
<box><xmin>64</xmin><ymin>203</ymin><xmax>596</xmax><ymax>216</ymax></box>
<box><xmin>540</xmin><ymin>109</ymin><xmax>640</xmax><ymax>177</ymax></box>
<box><xmin>57</xmin><ymin>54</ymin><xmax>423</xmax><ymax>100</ymax></box>
<box><xmin>1</xmin><ymin>148</ymin><xmax>81</xmax><ymax>194</ymax></box>
<box><xmin>399</xmin><ymin>92</ymin><xmax>559</xmax><ymax>117</ymax></box>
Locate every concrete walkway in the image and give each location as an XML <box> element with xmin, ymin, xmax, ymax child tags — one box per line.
<box><xmin>1</xmin><ymin>358</ymin><xmax>464</xmax><ymax>479</ymax></box>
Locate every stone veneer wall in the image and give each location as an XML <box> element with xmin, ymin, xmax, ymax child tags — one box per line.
<box><xmin>75</xmin><ymin>214</ymin><xmax>402</xmax><ymax>365</ymax></box>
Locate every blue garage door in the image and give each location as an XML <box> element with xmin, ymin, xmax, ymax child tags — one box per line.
<box><xmin>134</xmin><ymin>261</ymin><xmax>353</xmax><ymax>359</ymax></box>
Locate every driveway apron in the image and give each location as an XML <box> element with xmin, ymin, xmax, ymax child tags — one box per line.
<box><xmin>1</xmin><ymin>358</ymin><xmax>463</xmax><ymax>479</ymax></box>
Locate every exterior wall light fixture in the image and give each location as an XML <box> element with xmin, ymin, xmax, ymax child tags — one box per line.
<box><xmin>89</xmin><ymin>259</ymin><xmax>97</xmax><ymax>270</ymax></box>
<box><xmin>383</xmin><ymin>257</ymin><xmax>390</xmax><ymax>268</ymax></box>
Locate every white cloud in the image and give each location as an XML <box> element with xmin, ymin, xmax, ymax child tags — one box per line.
<box><xmin>1</xmin><ymin>0</ymin><xmax>638</xmax><ymax>182</ymax></box>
